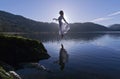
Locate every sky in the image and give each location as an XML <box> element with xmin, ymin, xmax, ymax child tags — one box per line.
<box><xmin>0</xmin><ymin>0</ymin><xmax>120</xmax><ymax>26</ymax></box>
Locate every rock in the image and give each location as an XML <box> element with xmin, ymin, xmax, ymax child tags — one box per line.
<box><xmin>0</xmin><ymin>35</ymin><xmax>50</xmax><ymax>66</ymax></box>
<box><xmin>21</xmin><ymin>63</ymin><xmax>52</xmax><ymax>73</ymax></box>
<box><xmin>0</xmin><ymin>61</ymin><xmax>21</xmax><ymax>79</ymax></box>
<box><xmin>0</xmin><ymin>61</ymin><xmax>14</xmax><ymax>72</ymax></box>
<box><xmin>0</xmin><ymin>66</ymin><xmax>14</xmax><ymax>79</ymax></box>
<box><xmin>0</xmin><ymin>66</ymin><xmax>21</xmax><ymax>79</ymax></box>
<box><xmin>9</xmin><ymin>71</ymin><xmax>21</xmax><ymax>79</ymax></box>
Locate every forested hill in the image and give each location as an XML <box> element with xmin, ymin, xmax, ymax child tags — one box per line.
<box><xmin>0</xmin><ymin>10</ymin><xmax>58</xmax><ymax>32</ymax></box>
<box><xmin>0</xmin><ymin>10</ymin><xmax>111</xmax><ymax>33</ymax></box>
<box><xmin>109</xmin><ymin>24</ymin><xmax>120</xmax><ymax>31</ymax></box>
<box><xmin>70</xmin><ymin>22</ymin><xmax>108</xmax><ymax>32</ymax></box>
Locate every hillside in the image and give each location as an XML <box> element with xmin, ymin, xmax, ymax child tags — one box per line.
<box><xmin>0</xmin><ymin>11</ymin><xmax>58</xmax><ymax>32</ymax></box>
<box><xmin>109</xmin><ymin>24</ymin><xmax>120</xmax><ymax>31</ymax></box>
<box><xmin>70</xmin><ymin>22</ymin><xmax>108</xmax><ymax>32</ymax></box>
<box><xmin>0</xmin><ymin>10</ymin><xmax>110</xmax><ymax>32</ymax></box>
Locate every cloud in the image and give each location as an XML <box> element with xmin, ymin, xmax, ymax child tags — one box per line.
<box><xmin>91</xmin><ymin>10</ymin><xmax>120</xmax><ymax>22</ymax></box>
<box><xmin>108</xmin><ymin>11</ymin><xmax>120</xmax><ymax>16</ymax></box>
<box><xmin>91</xmin><ymin>17</ymin><xmax>111</xmax><ymax>22</ymax></box>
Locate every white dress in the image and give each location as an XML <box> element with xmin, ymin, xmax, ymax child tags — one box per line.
<box><xmin>58</xmin><ymin>16</ymin><xmax>70</xmax><ymax>35</ymax></box>
<box><xmin>59</xmin><ymin>23</ymin><xmax>70</xmax><ymax>35</ymax></box>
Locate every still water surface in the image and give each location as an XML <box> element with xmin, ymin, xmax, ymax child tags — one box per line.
<box><xmin>16</xmin><ymin>33</ymin><xmax>120</xmax><ymax>79</ymax></box>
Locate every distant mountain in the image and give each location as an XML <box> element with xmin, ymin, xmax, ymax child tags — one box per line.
<box><xmin>109</xmin><ymin>24</ymin><xmax>120</xmax><ymax>31</ymax></box>
<box><xmin>70</xmin><ymin>22</ymin><xmax>108</xmax><ymax>32</ymax></box>
<box><xmin>0</xmin><ymin>10</ymin><xmax>109</xmax><ymax>32</ymax></box>
<box><xmin>0</xmin><ymin>10</ymin><xmax>58</xmax><ymax>32</ymax></box>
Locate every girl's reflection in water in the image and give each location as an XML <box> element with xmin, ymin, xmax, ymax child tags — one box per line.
<box><xmin>54</xmin><ymin>44</ymin><xmax>69</xmax><ymax>71</ymax></box>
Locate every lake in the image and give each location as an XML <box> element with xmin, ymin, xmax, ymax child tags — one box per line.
<box><xmin>16</xmin><ymin>33</ymin><xmax>120</xmax><ymax>79</ymax></box>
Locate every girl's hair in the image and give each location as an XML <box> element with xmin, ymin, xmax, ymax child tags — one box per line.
<box><xmin>59</xmin><ymin>10</ymin><xmax>64</xmax><ymax>16</ymax></box>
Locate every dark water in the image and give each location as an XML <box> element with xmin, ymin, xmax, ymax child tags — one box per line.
<box><xmin>16</xmin><ymin>33</ymin><xmax>120</xmax><ymax>79</ymax></box>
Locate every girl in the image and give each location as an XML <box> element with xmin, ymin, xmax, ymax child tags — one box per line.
<box><xmin>53</xmin><ymin>10</ymin><xmax>70</xmax><ymax>38</ymax></box>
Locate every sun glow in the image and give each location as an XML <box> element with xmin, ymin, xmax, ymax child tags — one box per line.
<box><xmin>64</xmin><ymin>14</ymin><xmax>69</xmax><ymax>23</ymax></box>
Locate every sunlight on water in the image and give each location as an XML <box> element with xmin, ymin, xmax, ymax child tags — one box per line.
<box><xmin>16</xmin><ymin>33</ymin><xmax>120</xmax><ymax>79</ymax></box>
<box><xmin>44</xmin><ymin>40</ymin><xmax>77</xmax><ymax>52</ymax></box>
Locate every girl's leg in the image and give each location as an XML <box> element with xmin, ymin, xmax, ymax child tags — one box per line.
<box><xmin>59</xmin><ymin>22</ymin><xmax>64</xmax><ymax>38</ymax></box>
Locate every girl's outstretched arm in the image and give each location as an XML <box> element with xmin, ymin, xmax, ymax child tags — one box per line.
<box><xmin>53</xmin><ymin>18</ymin><xmax>58</xmax><ymax>21</ymax></box>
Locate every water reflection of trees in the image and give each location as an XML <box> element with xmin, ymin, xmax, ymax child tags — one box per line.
<box><xmin>14</xmin><ymin>32</ymin><xmax>120</xmax><ymax>42</ymax></box>
<box><xmin>66</xmin><ymin>33</ymin><xmax>106</xmax><ymax>42</ymax></box>
<box><xmin>107</xmin><ymin>33</ymin><xmax>120</xmax><ymax>38</ymax></box>
<box><xmin>17</xmin><ymin>33</ymin><xmax>106</xmax><ymax>42</ymax></box>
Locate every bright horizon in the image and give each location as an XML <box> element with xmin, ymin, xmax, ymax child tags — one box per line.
<box><xmin>0</xmin><ymin>0</ymin><xmax>120</xmax><ymax>26</ymax></box>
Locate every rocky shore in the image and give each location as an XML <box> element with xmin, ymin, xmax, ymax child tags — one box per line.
<box><xmin>0</xmin><ymin>35</ymin><xmax>50</xmax><ymax>79</ymax></box>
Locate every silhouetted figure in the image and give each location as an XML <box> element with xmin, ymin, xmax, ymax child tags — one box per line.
<box><xmin>59</xmin><ymin>44</ymin><xmax>69</xmax><ymax>71</ymax></box>
<box><xmin>53</xmin><ymin>10</ymin><xmax>70</xmax><ymax>38</ymax></box>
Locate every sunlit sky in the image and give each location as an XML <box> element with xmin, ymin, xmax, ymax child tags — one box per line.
<box><xmin>0</xmin><ymin>0</ymin><xmax>120</xmax><ymax>26</ymax></box>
